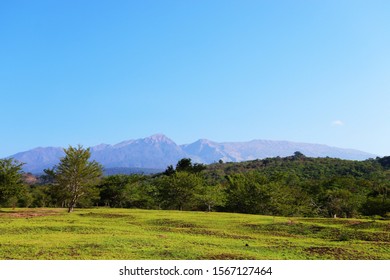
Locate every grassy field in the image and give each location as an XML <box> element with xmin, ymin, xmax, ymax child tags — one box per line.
<box><xmin>0</xmin><ymin>208</ymin><xmax>389</xmax><ymax>260</ymax></box>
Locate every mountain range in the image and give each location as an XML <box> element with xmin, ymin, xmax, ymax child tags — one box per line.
<box><xmin>8</xmin><ymin>134</ymin><xmax>377</xmax><ymax>174</ymax></box>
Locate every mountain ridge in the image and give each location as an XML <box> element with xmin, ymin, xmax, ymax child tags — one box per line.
<box><xmin>7</xmin><ymin>134</ymin><xmax>377</xmax><ymax>173</ymax></box>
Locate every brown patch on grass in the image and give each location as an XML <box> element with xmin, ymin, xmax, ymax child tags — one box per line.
<box><xmin>150</xmin><ymin>219</ymin><xmax>199</xmax><ymax>228</ymax></box>
<box><xmin>0</xmin><ymin>209</ymin><xmax>62</xmax><ymax>218</ymax></box>
<box><xmin>79</xmin><ymin>212</ymin><xmax>130</xmax><ymax>219</ymax></box>
<box><xmin>302</xmin><ymin>218</ymin><xmax>357</xmax><ymax>225</ymax></box>
<box><xmin>205</xmin><ymin>253</ymin><xmax>255</xmax><ymax>260</ymax></box>
<box><xmin>158</xmin><ymin>250</ymin><xmax>175</xmax><ymax>258</ymax></box>
<box><xmin>304</xmin><ymin>246</ymin><xmax>372</xmax><ymax>260</ymax></box>
<box><xmin>187</xmin><ymin>228</ymin><xmax>254</xmax><ymax>240</ymax></box>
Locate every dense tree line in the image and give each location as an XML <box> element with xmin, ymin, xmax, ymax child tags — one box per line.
<box><xmin>1</xmin><ymin>147</ymin><xmax>389</xmax><ymax>218</ymax></box>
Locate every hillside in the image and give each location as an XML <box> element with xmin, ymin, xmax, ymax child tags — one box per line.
<box><xmin>205</xmin><ymin>152</ymin><xmax>383</xmax><ymax>180</ymax></box>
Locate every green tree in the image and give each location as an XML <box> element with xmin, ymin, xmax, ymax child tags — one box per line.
<box><xmin>97</xmin><ymin>174</ymin><xmax>153</xmax><ymax>208</ymax></box>
<box><xmin>98</xmin><ymin>175</ymin><xmax>133</xmax><ymax>207</ymax></box>
<box><xmin>225</xmin><ymin>172</ymin><xmax>271</xmax><ymax>214</ymax></box>
<box><xmin>163</xmin><ymin>165</ymin><xmax>175</xmax><ymax>176</ymax></box>
<box><xmin>55</xmin><ymin>145</ymin><xmax>103</xmax><ymax>213</ymax></box>
<box><xmin>0</xmin><ymin>158</ymin><xmax>24</xmax><ymax>207</ymax></box>
<box><xmin>176</xmin><ymin>158</ymin><xmax>206</xmax><ymax>174</ymax></box>
<box><xmin>267</xmin><ymin>181</ymin><xmax>312</xmax><ymax>216</ymax></box>
<box><xmin>176</xmin><ymin>158</ymin><xmax>193</xmax><ymax>172</ymax></box>
<box><xmin>362</xmin><ymin>197</ymin><xmax>390</xmax><ymax>216</ymax></box>
<box><xmin>195</xmin><ymin>184</ymin><xmax>226</xmax><ymax>212</ymax></box>
<box><xmin>322</xmin><ymin>188</ymin><xmax>362</xmax><ymax>218</ymax></box>
<box><xmin>155</xmin><ymin>172</ymin><xmax>202</xmax><ymax>210</ymax></box>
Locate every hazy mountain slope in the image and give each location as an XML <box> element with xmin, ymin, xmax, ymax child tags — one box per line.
<box><xmin>181</xmin><ymin>139</ymin><xmax>375</xmax><ymax>163</ymax></box>
<box><xmin>180</xmin><ymin>139</ymin><xmax>236</xmax><ymax>163</ymax></box>
<box><xmin>91</xmin><ymin>134</ymin><xmax>186</xmax><ymax>168</ymax></box>
<box><xmin>11</xmin><ymin>147</ymin><xmax>64</xmax><ymax>173</ymax></box>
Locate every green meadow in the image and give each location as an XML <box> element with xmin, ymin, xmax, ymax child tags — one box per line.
<box><xmin>0</xmin><ymin>208</ymin><xmax>389</xmax><ymax>260</ymax></box>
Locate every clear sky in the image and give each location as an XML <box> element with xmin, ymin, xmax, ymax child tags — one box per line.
<box><xmin>1</xmin><ymin>0</ymin><xmax>389</xmax><ymax>158</ymax></box>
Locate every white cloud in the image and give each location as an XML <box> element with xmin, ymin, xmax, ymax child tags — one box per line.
<box><xmin>332</xmin><ymin>120</ymin><xmax>344</xmax><ymax>126</ymax></box>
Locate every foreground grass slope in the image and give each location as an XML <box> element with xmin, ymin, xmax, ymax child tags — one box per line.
<box><xmin>0</xmin><ymin>208</ymin><xmax>389</xmax><ymax>260</ymax></box>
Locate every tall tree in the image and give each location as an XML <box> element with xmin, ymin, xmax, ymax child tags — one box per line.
<box><xmin>55</xmin><ymin>145</ymin><xmax>103</xmax><ymax>213</ymax></box>
<box><xmin>0</xmin><ymin>158</ymin><xmax>24</xmax><ymax>207</ymax></box>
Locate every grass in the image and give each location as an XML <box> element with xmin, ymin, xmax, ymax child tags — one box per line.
<box><xmin>0</xmin><ymin>208</ymin><xmax>389</xmax><ymax>260</ymax></box>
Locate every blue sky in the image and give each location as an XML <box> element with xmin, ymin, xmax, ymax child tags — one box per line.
<box><xmin>1</xmin><ymin>0</ymin><xmax>390</xmax><ymax>157</ymax></box>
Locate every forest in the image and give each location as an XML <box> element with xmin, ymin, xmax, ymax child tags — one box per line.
<box><xmin>1</xmin><ymin>148</ymin><xmax>389</xmax><ymax>218</ymax></box>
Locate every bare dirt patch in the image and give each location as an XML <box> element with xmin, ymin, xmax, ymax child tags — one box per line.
<box><xmin>79</xmin><ymin>212</ymin><xmax>131</xmax><ymax>219</ymax></box>
<box><xmin>149</xmin><ymin>219</ymin><xmax>200</xmax><ymax>229</ymax></box>
<box><xmin>304</xmin><ymin>246</ymin><xmax>372</xmax><ymax>260</ymax></box>
<box><xmin>0</xmin><ymin>209</ymin><xmax>62</xmax><ymax>218</ymax></box>
<box><xmin>205</xmin><ymin>253</ymin><xmax>255</xmax><ymax>260</ymax></box>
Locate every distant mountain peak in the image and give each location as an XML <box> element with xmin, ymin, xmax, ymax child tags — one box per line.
<box><xmin>91</xmin><ymin>144</ymin><xmax>111</xmax><ymax>151</ymax></box>
<box><xmin>197</xmin><ymin>139</ymin><xmax>217</xmax><ymax>144</ymax></box>
<box><xmin>143</xmin><ymin>134</ymin><xmax>175</xmax><ymax>144</ymax></box>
